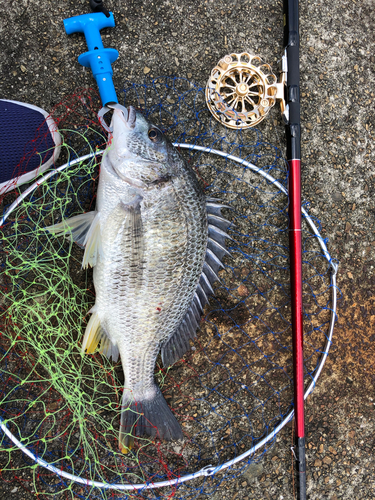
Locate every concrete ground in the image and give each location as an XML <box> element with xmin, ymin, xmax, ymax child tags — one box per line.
<box><xmin>0</xmin><ymin>0</ymin><xmax>374</xmax><ymax>498</ymax></box>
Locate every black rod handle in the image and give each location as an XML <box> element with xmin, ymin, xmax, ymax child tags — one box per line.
<box><xmin>284</xmin><ymin>0</ymin><xmax>300</xmax><ymax>161</ymax></box>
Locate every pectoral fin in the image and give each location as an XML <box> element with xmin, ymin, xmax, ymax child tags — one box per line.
<box><xmin>45</xmin><ymin>211</ymin><xmax>96</xmax><ymax>247</ymax></box>
<box><xmin>45</xmin><ymin>211</ymin><xmax>103</xmax><ymax>269</ymax></box>
<box><xmin>81</xmin><ymin>212</ymin><xmax>103</xmax><ymax>269</ymax></box>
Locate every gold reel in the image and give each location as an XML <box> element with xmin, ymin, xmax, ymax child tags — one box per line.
<box><xmin>206</xmin><ymin>52</ymin><xmax>282</xmax><ymax>129</ymax></box>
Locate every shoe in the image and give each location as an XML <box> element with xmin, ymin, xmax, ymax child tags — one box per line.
<box><xmin>0</xmin><ymin>99</ymin><xmax>61</xmax><ymax>194</ymax></box>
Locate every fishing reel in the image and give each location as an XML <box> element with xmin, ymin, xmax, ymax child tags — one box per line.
<box><xmin>206</xmin><ymin>52</ymin><xmax>288</xmax><ymax>129</ymax></box>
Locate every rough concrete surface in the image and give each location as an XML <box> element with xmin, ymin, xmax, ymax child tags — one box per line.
<box><xmin>0</xmin><ymin>0</ymin><xmax>374</xmax><ymax>499</ymax></box>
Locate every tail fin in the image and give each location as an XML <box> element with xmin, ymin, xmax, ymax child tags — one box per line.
<box><xmin>119</xmin><ymin>387</ymin><xmax>183</xmax><ymax>453</ymax></box>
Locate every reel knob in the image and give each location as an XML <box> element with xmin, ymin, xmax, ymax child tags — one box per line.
<box><xmin>205</xmin><ymin>52</ymin><xmax>280</xmax><ymax>129</ymax></box>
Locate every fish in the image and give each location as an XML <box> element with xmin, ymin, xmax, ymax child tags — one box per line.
<box><xmin>46</xmin><ymin>104</ymin><xmax>231</xmax><ymax>452</ymax></box>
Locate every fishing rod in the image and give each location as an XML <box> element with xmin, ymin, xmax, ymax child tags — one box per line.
<box><xmin>283</xmin><ymin>1</ymin><xmax>306</xmax><ymax>498</ymax></box>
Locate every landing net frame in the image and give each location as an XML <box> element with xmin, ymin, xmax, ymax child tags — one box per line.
<box><xmin>0</xmin><ymin>147</ymin><xmax>337</xmax><ymax>492</ymax></box>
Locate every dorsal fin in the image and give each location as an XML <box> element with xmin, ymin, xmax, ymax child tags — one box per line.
<box><xmin>161</xmin><ymin>199</ymin><xmax>232</xmax><ymax>367</ymax></box>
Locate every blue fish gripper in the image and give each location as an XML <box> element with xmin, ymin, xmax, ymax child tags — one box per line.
<box><xmin>64</xmin><ymin>12</ymin><xmax>119</xmax><ymax>106</ymax></box>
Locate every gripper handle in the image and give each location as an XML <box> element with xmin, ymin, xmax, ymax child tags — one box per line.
<box><xmin>64</xmin><ymin>12</ymin><xmax>119</xmax><ymax>106</ymax></box>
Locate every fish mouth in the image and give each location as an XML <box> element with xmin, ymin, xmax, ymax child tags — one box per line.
<box><xmin>126</xmin><ymin>106</ymin><xmax>136</xmax><ymax>128</ymax></box>
<box><xmin>107</xmin><ymin>103</ymin><xmax>136</xmax><ymax>129</ymax></box>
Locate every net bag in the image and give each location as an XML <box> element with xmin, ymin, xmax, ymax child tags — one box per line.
<box><xmin>0</xmin><ymin>79</ymin><xmax>338</xmax><ymax>498</ymax></box>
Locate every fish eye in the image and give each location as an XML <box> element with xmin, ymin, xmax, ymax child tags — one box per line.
<box><xmin>148</xmin><ymin>128</ymin><xmax>162</xmax><ymax>143</ymax></box>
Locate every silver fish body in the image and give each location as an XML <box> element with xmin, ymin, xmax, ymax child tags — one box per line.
<box><xmin>95</xmin><ymin>108</ymin><xmax>208</xmax><ymax>448</ymax></box>
<box><xmin>47</xmin><ymin>106</ymin><xmax>231</xmax><ymax>451</ymax></box>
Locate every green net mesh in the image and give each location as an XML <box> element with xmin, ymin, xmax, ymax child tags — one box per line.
<box><xmin>0</xmin><ymin>79</ymin><xmax>337</xmax><ymax>498</ymax></box>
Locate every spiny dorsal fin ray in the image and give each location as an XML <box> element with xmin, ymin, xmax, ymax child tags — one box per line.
<box><xmin>194</xmin><ymin>290</ymin><xmax>205</xmax><ymax>312</ymax></box>
<box><xmin>191</xmin><ymin>299</ymin><xmax>202</xmax><ymax>321</ymax></box>
<box><xmin>205</xmin><ymin>197</ymin><xmax>223</xmax><ymax>203</ymax></box>
<box><xmin>200</xmin><ymin>271</ymin><xmax>215</xmax><ymax>296</ymax></box>
<box><xmin>206</xmin><ymin>201</ymin><xmax>232</xmax><ymax>217</ymax></box>
<box><xmin>207</xmin><ymin>238</ymin><xmax>231</xmax><ymax>262</ymax></box>
<box><xmin>207</xmin><ymin>213</ymin><xmax>231</xmax><ymax>229</ymax></box>
<box><xmin>197</xmin><ymin>283</ymin><xmax>209</xmax><ymax>305</ymax></box>
<box><xmin>206</xmin><ymin>247</ymin><xmax>225</xmax><ymax>274</ymax></box>
<box><xmin>203</xmin><ymin>261</ymin><xmax>220</xmax><ymax>286</ymax></box>
<box><xmin>208</xmin><ymin>224</ymin><xmax>233</xmax><ymax>245</ymax></box>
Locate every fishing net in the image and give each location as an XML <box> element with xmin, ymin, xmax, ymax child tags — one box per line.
<box><xmin>0</xmin><ymin>78</ymin><xmax>337</xmax><ymax>498</ymax></box>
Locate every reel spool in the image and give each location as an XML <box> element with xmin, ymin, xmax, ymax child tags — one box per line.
<box><xmin>206</xmin><ymin>52</ymin><xmax>287</xmax><ymax>129</ymax></box>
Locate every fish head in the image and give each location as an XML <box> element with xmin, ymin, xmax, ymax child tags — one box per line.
<box><xmin>106</xmin><ymin>106</ymin><xmax>177</xmax><ymax>188</ymax></box>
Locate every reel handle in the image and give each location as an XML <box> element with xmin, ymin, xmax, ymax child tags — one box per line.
<box><xmin>63</xmin><ymin>12</ymin><xmax>119</xmax><ymax>106</ymax></box>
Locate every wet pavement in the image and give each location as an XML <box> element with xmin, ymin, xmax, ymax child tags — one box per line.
<box><xmin>0</xmin><ymin>0</ymin><xmax>374</xmax><ymax>498</ymax></box>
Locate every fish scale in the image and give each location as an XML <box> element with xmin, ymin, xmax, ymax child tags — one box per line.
<box><xmin>46</xmin><ymin>105</ymin><xmax>231</xmax><ymax>452</ymax></box>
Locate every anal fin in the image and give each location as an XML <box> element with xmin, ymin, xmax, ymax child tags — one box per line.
<box><xmin>81</xmin><ymin>309</ymin><xmax>119</xmax><ymax>362</ymax></box>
